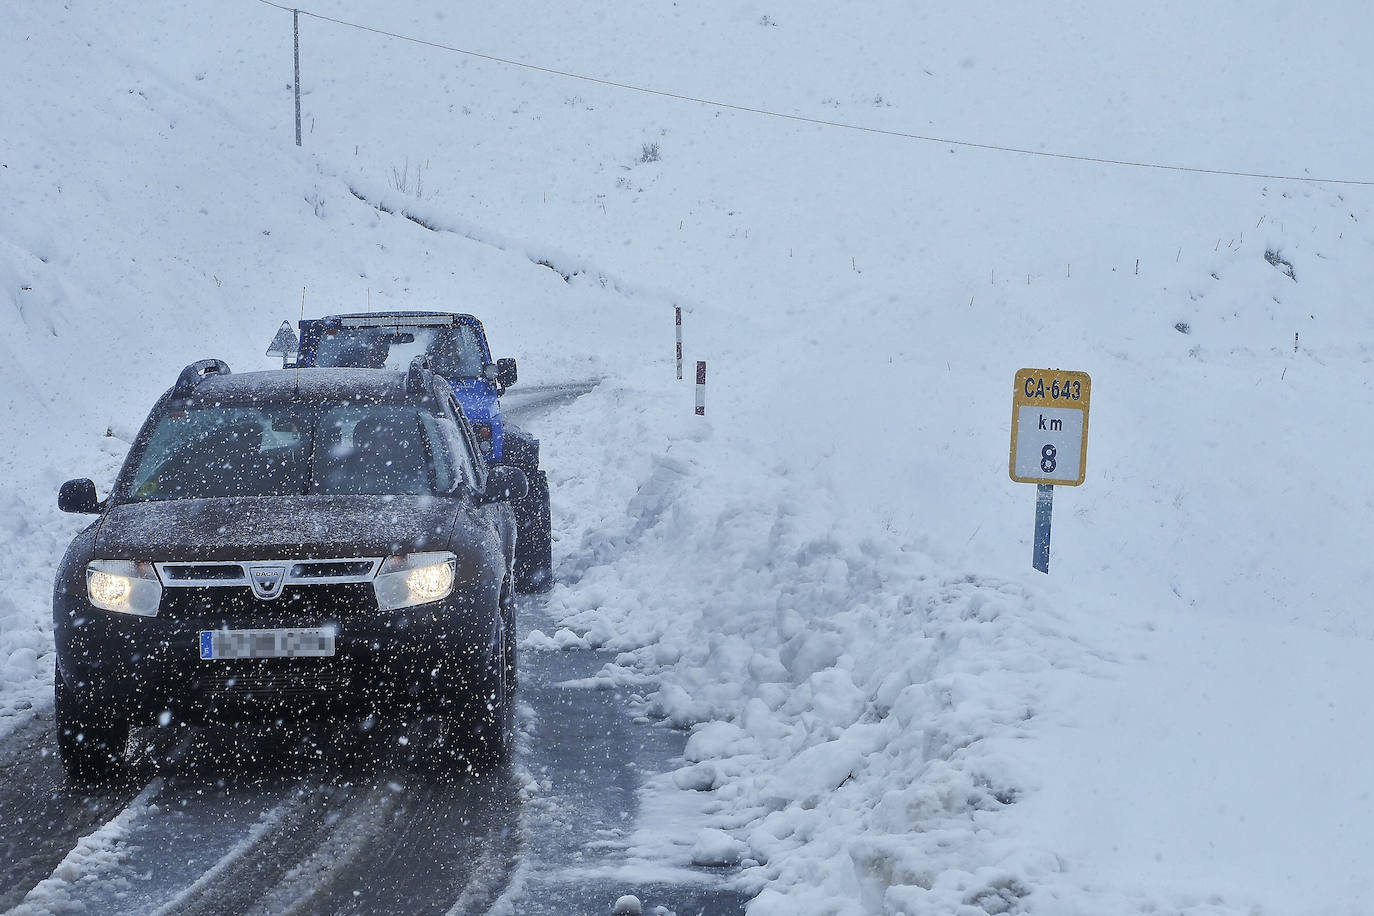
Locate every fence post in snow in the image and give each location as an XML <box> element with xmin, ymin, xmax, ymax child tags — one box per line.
<box><xmin>695</xmin><ymin>361</ymin><xmax>706</xmax><ymax>416</ymax></box>
<box><xmin>675</xmin><ymin>307</ymin><xmax>683</xmax><ymax>380</ymax></box>
<box><xmin>293</xmin><ymin>10</ymin><xmax>302</xmax><ymax>148</ymax></box>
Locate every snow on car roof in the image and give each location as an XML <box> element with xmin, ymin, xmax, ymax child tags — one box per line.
<box><xmin>174</xmin><ymin>367</ymin><xmax>416</xmax><ymax>405</ymax></box>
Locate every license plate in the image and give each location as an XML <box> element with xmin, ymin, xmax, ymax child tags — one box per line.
<box><xmin>199</xmin><ymin>628</ymin><xmax>335</xmax><ymax>660</ymax></box>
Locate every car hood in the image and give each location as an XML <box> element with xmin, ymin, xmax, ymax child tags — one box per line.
<box><xmin>94</xmin><ymin>495</ymin><xmax>459</xmax><ymax>561</ymax></box>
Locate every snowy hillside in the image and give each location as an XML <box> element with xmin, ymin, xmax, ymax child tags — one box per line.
<box><xmin>4</xmin><ymin>1</ymin><xmax>1374</xmax><ymax>913</ymax></box>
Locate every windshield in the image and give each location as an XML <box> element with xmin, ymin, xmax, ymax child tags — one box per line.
<box><xmin>122</xmin><ymin>403</ymin><xmax>448</xmax><ymax>502</ymax></box>
<box><xmin>313</xmin><ymin>325</ymin><xmax>486</xmax><ymax>379</ymax></box>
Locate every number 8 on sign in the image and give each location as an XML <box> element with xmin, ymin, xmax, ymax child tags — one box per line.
<box><xmin>1040</xmin><ymin>444</ymin><xmax>1057</xmax><ymax>473</ymax></box>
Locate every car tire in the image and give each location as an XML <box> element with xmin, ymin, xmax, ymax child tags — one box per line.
<box><xmin>513</xmin><ymin>470</ymin><xmax>553</xmax><ymax>594</ymax></box>
<box><xmin>465</xmin><ymin>620</ymin><xmax>513</xmax><ymax>774</ymax></box>
<box><xmin>501</xmin><ymin>579</ymin><xmax>519</xmax><ymax>691</ymax></box>
<box><xmin>54</xmin><ymin>670</ymin><xmax>129</xmax><ymax>785</ymax></box>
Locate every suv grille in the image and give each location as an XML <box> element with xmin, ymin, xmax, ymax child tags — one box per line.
<box><xmin>154</xmin><ymin>558</ymin><xmax>381</xmax><ymax>620</ymax></box>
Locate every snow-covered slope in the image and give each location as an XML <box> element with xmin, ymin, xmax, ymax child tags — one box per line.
<box><xmin>4</xmin><ymin>2</ymin><xmax>1373</xmax><ymax>913</ymax></box>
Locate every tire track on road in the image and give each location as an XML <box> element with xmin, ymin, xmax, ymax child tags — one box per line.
<box><xmin>273</xmin><ymin>771</ymin><xmax>521</xmax><ymax>916</ymax></box>
<box><xmin>151</xmin><ymin>780</ymin><xmax>373</xmax><ymax>916</ymax></box>
<box><xmin>0</xmin><ymin>712</ymin><xmax>144</xmax><ymax>911</ymax></box>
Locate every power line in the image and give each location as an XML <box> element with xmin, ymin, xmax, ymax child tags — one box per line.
<box><xmin>259</xmin><ymin>0</ymin><xmax>1374</xmax><ymax>188</ymax></box>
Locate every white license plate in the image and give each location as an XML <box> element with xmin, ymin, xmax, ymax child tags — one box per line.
<box><xmin>199</xmin><ymin>628</ymin><xmax>335</xmax><ymax>660</ymax></box>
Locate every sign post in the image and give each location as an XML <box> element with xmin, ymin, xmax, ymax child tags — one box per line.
<box><xmin>1009</xmin><ymin>368</ymin><xmax>1091</xmax><ymax>573</ymax></box>
<box><xmin>1033</xmin><ymin>484</ymin><xmax>1054</xmax><ymax>573</ymax></box>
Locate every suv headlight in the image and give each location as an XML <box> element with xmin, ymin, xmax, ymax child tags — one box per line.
<box><xmin>373</xmin><ymin>551</ymin><xmax>457</xmax><ymax>610</ymax></box>
<box><xmin>86</xmin><ymin>560</ymin><xmax>163</xmax><ymax>616</ymax></box>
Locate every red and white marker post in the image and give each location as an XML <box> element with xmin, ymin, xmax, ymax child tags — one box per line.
<box><xmin>695</xmin><ymin>361</ymin><xmax>706</xmax><ymax>415</ymax></box>
<box><xmin>675</xmin><ymin>307</ymin><xmax>683</xmax><ymax>380</ymax></box>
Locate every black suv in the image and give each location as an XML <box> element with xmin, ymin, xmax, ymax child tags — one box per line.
<box><xmin>53</xmin><ymin>359</ymin><xmax>526</xmax><ymax>782</ymax></box>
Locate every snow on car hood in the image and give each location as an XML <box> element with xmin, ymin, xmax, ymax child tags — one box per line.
<box><xmin>94</xmin><ymin>495</ymin><xmax>459</xmax><ymax>561</ymax></box>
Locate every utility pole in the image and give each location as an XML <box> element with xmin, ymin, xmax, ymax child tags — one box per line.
<box><xmin>293</xmin><ymin>9</ymin><xmax>302</xmax><ymax>147</ymax></box>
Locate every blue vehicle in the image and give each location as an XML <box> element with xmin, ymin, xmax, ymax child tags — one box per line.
<box><xmin>283</xmin><ymin>312</ymin><xmax>552</xmax><ymax>592</ymax></box>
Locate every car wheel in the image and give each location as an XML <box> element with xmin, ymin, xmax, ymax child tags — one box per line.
<box><xmin>502</xmin><ymin>579</ymin><xmax>519</xmax><ymax>691</ymax></box>
<box><xmin>465</xmin><ymin>622</ymin><xmax>512</xmax><ymax>773</ymax></box>
<box><xmin>513</xmin><ymin>470</ymin><xmax>553</xmax><ymax>594</ymax></box>
<box><xmin>54</xmin><ymin>670</ymin><xmax>129</xmax><ymax>785</ymax></box>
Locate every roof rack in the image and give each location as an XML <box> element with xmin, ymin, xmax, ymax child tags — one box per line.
<box><xmin>335</xmin><ymin>312</ymin><xmax>457</xmax><ymax>328</ymax></box>
<box><xmin>171</xmin><ymin>359</ymin><xmax>231</xmax><ymax>399</ymax></box>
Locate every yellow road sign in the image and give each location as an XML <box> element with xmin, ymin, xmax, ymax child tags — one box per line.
<box><xmin>1009</xmin><ymin>368</ymin><xmax>1091</xmax><ymax>486</ymax></box>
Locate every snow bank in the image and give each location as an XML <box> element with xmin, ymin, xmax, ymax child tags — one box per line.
<box><xmin>532</xmin><ymin>381</ymin><xmax>1092</xmax><ymax>911</ymax></box>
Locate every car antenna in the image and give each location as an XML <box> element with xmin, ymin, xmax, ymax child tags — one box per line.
<box><xmin>296</xmin><ymin>286</ymin><xmax>306</xmax><ymax>392</ymax></box>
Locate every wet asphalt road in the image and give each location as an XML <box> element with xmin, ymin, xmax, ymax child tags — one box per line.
<box><xmin>0</xmin><ymin>383</ymin><xmax>750</xmax><ymax>915</ymax></box>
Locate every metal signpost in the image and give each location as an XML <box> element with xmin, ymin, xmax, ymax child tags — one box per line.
<box><xmin>1008</xmin><ymin>368</ymin><xmax>1091</xmax><ymax>573</ymax></box>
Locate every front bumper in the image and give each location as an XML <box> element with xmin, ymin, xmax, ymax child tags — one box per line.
<box><xmin>54</xmin><ymin>591</ymin><xmax>497</xmax><ymax>726</ymax></box>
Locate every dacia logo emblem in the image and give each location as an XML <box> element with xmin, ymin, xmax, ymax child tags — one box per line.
<box><xmin>248</xmin><ymin>564</ymin><xmax>287</xmax><ymax>600</ymax></box>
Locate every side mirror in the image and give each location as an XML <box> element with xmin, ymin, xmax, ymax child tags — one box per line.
<box><xmin>496</xmin><ymin>358</ymin><xmax>518</xmax><ymax>389</ymax></box>
<box><xmin>58</xmin><ymin>478</ymin><xmax>102</xmax><ymax>514</ymax></box>
<box><xmin>479</xmin><ymin>465</ymin><xmax>528</xmax><ymax>505</ymax></box>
